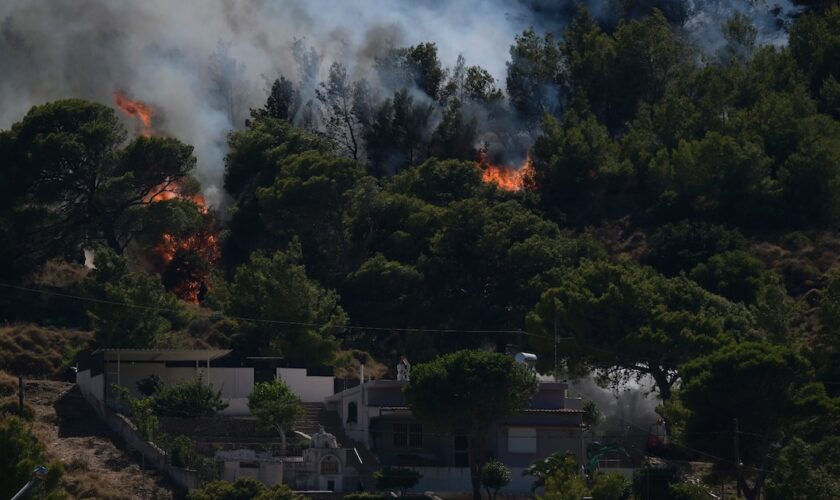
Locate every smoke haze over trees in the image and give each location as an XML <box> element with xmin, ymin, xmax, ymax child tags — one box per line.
<box><xmin>3</xmin><ymin>1</ymin><xmax>840</xmax><ymax>497</ymax></box>
<box><xmin>0</xmin><ymin>0</ymin><xmax>801</xmax><ymax>205</ymax></box>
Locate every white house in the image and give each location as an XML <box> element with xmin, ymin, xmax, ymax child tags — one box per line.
<box><xmin>76</xmin><ymin>349</ymin><xmax>335</xmax><ymax>416</ymax></box>
<box><xmin>76</xmin><ymin>349</ymin><xmax>626</xmax><ymax>495</ymax></box>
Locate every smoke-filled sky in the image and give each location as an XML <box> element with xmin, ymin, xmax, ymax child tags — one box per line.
<box><xmin>0</xmin><ymin>0</ymin><xmax>798</xmax><ymax>206</ymax></box>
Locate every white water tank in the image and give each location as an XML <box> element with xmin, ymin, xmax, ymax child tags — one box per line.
<box><xmin>514</xmin><ymin>352</ymin><xmax>537</xmax><ymax>370</ymax></box>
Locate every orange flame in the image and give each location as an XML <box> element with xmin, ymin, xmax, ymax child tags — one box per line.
<box><xmin>112</xmin><ymin>89</ymin><xmax>215</xmax><ymax>303</ymax></box>
<box><xmin>145</xmin><ymin>181</ymin><xmax>218</xmax><ymax>303</ymax></box>
<box><xmin>146</xmin><ymin>180</ymin><xmax>209</xmax><ymax>214</ymax></box>
<box><xmin>114</xmin><ymin>90</ymin><xmax>155</xmax><ymax>136</ymax></box>
<box><xmin>476</xmin><ymin>150</ymin><xmax>534</xmax><ymax>191</ymax></box>
<box><xmin>155</xmin><ymin>230</ymin><xmax>220</xmax><ymax>303</ymax></box>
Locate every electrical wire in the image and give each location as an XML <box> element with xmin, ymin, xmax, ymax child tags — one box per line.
<box><xmin>0</xmin><ymin>281</ymin><xmax>548</xmax><ymax>338</ymax></box>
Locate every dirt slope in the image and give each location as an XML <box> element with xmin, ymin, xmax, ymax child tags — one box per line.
<box><xmin>23</xmin><ymin>379</ymin><xmax>175</xmax><ymax>499</ymax></box>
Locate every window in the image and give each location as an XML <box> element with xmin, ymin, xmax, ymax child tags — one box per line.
<box><xmin>393</xmin><ymin>423</ymin><xmax>422</xmax><ymax>448</ymax></box>
<box><xmin>347</xmin><ymin>402</ymin><xmax>358</xmax><ymax>423</ymax></box>
<box><xmin>393</xmin><ymin>423</ymin><xmax>407</xmax><ymax>447</ymax></box>
<box><xmin>409</xmin><ymin>423</ymin><xmax>423</xmax><ymax>448</ymax></box>
<box><xmin>508</xmin><ymin>427</ymin><xmax>537</xmax><ymax>454</ymax></box>
<box><xmin>454</xmin><ymin>434</ymin><xmax>469</xmax><ymax>467</ymax></box>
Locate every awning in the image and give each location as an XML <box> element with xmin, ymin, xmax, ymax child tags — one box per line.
<box><xmin>97</xmin><ymin>349</ymin><xmax>232</xmax><ymax>362</ymax></box>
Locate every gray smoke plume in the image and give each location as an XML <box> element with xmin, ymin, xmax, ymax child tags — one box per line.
<box><xmin>570</xmin><ymin>376</ymin><xmax>661</xmax><ymax>445</ymax></box>
<box><xmin>0</xmin><ymin>0</ymin><xmax>797</xmax><ymax>206</ymax></box>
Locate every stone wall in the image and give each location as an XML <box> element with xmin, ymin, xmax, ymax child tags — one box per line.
<box><xmin>159</xmin><ymin>416</ymin><xmax>276</xmax><ymax>438</ymax></box>
<box><xmin>77</xmin><ymin>386</ymin><xmax>200</xmax><ymax>493</ymax></box>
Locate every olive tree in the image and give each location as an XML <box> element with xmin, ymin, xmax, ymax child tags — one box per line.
<box><xmin>248</xmin><ymin>379</ymin><xmax>304</xmax><ymax>481</ymax></box>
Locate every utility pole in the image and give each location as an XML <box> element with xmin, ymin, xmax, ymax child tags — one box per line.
<box><xmin>553</xmin><ymin>315</ymin><xmax>558</xmax><ymax>381</ymax></box>
<box><xmin>733</xmin><ymin>418</ymin><xmax>742</xmax><ymax>498</ymax></box>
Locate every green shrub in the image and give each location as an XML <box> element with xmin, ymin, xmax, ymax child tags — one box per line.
<box><xmin>169</xmin><ymin>435</ymin><xmax>203</xmax><ymax>469</ymax></box>
<box><xmin>113</xmin><ymin>385</ymin><xmax>159</xmax><ymax>441</ymax></box>
<box><xmin>153</xmin><ymin>376</ymin><xmax>228</xmax><ymax>418</ymax></box>
<box><xmin>136</xmin><ymin>374</ymin><xmax>162</xmax><ymax>397</ymax></box>
<box><xmin>481</xmin><ymin>460</ymin><xmax>512</xmax><ymax>500</ymax></box>
<box><xmin>669</xmin><ymin>482</ymin><xmax>711</xmax><ymax>500</ymax></box>
<box><xmin>374</xmin><ymin>466</ymin><xmax>422</xmax><ymax>497</ymax></box>
<box><xmin>632</xmin><ymin>467</ymin><xmax>680</xmax><ymax>500</ymax></box>
<box><xmin>591</xmin><ymin>472</ymin><xmax>630</xmax><ymax>500</ymax></box>
<box><xmin>188</xmin><ymin>477</ymin><xmax>304</xmax><ymax>500</ymax></box>
<box><xmin>0</xmin><ymin>416</ymin><xmax>66</xmax><ymax>499</ymax></box>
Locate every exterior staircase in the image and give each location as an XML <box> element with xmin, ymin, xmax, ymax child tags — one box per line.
<box><xmin>296</xmin><ymin>402</ymin><xmax>379</xmax><ymax>489</ymax></box>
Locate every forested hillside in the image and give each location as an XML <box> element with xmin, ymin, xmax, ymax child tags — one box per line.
<box><xmin>2</xmin><ymin>4</ymin><xmax>840</xmax><ymax>498</ymax></box>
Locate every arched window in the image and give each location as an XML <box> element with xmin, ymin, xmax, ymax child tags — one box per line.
<box><xmin>347</xmin><ymin>401</ymin><xmax>358</xmax><ymax>423</ymax></box>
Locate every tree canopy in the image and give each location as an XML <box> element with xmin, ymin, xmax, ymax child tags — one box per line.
<box><xmin>404</xmin><ymin>350</ymin><xmax>537</xmax><ymax>500</ymax></box>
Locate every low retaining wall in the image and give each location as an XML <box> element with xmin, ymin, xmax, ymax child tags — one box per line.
<box><xmin>78</xmin><ymin>387</ymin><xmax>200</xmax><ymax>492</ymax></box>
<box><xmin>410</xmin><ymin>466</ymin><xmax>537</xmax><ymax>496</ymax></box>
<box><xmin>159</xmin><ymin>416</ymin><xmax>276</xmax><ymax>438</ymax></box>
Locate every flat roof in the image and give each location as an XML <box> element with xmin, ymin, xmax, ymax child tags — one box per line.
<box><xmin>97</xmin><ymin>349</ymin><xmax>232</xmax><ymax>362</ymax></box>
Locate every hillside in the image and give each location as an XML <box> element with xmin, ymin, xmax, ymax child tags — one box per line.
<box><xmin>2</xmin><ymin>2</ymin><xmax>840</xmax><ymax>498</ymax></box>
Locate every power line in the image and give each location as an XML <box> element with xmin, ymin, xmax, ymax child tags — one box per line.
<box><xmin>0</xmin><ymin>281</ymin><xmax>548</xmax><ymax>339</ymax></box>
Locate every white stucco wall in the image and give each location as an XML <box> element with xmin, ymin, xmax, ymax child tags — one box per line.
<box><xmin>221</xmin><ymin>460</ymin><xmax>283</xmax><ymax>485</ymax></box>
<box><xmin>76</xmin><ymin>370</ymin><xmax>104</xmax><ymax>401</ymax></box>
<box><xmin>276</xmin><ymin>368</ymin><xmax>334</xmax><ymax>403</ymax></box>
<box><xmin>207</xmin><ymin>367</ymin><xmax>254</xmax><ymax>399</ymax></box>
<box><xmin>104</xmin><ymin>363</ymin><xmax>253</xmax><ymax>398</ymax></box>
<box><xmin>100</xmin><ymin>362</ymin><xmax>255</xmax><ymax>415</ymax></box>
<box><xmin>220</xmin><ymin>398</ymin><xmax>250</xmax><ymax>416</ymax></box>
<box><xmin>412</xmin><ymin>466</ymin><xmax>536</xmax><ymax>495</ymax></box>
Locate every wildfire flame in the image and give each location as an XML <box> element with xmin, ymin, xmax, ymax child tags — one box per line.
<box><xmin>146</xmin><ymin>180</ymin><xmax>210</xmax><ymax>214</ymax></box>
<box><xmin>114</xmin><ymin>90</ymin><xmax>155</xmax><ymax>136</ymax></box>
<box><xmin>146</xmin><ymin>180</ymin><xmax>219</xmax><ymax>303</ymax></box>
<box><xmin>112</xmin><ymin>91</ymin><xmax>218</xmax><ymax>303</ymax></box>
<box><xmin>476</xmin><ymin>150</ymin><xmax>534</xmax><ymax>191</ymax></box>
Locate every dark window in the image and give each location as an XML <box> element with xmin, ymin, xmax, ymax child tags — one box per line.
<box><xmin>239</xmin><ymin>461</ymin><xmax>260</xmax><ymax>469</ymax></box>
<box><xmin>347</xmin><ymin>402</ymin><xmax>358</xmax><ymax>423</ymax></box>
<box><xmin>393</xmin><ymin>423</ymin><xmax>422</xmax><ymax>448</ymax></box>
<box><xmin>454</xmin><ymin>434</ymin><xmax>469</xmax><ymax>467</ymax></box>
<box><xmin>393</xmin><ymin>423</ymin><xmax>408</xmax><ymax>448</ymax></box>
<box><xmin>409</xmin><ymin>424</ymin><xmax>422</xmax><ymax>448</ymax></box>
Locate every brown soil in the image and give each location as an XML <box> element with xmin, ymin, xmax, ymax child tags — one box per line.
<box><xmin>23</xmin><ymin>379</ymin><xmax>176</xmax><ymax>499</ymax></box>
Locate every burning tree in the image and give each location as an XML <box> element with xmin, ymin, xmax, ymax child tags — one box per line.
<box><xmin>114</xmin><ymin>90</ymin><xmax>155</xmax><ymax>136</ymax></box>
<box><xmin>113</xmin><ymin>92</ymin><xmax>221</xmax><ymax>302</ymax></box>
<box><xmin>0</xmin><ymin>97</ymin><xmax>218</xmax><ymax>302</ymax></box>
<box><xmin>2</xmin><ymin>99</ymin><xmax>199</xmax><ymax>256</ymax></box>
<box><xmin>476</xmin><ymin>149</ymin><xmax>534</xmax><ymax>192</ymax></box>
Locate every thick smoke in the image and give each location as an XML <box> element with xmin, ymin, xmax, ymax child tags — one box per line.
<box><xmin>570</xmin><ymin>376</ymin><xmax>660</xmax><ymax>430</ymax></box>
<box><xmin>0</xmin><ymin>0</ymin><xmax>797</xmax><ymax>206</ymax></box>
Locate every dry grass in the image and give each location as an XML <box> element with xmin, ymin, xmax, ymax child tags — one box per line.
<box><xmin>25</xmin><ymin>381</ymin><xmax>175</xmax><ymax>499</ymax></box>
<box><xmin>0</xmin><ymin>396</ymin><xmax>35</xmax><ymax>419</ymax></box>
<box><xmin>0</xmin><ymin>370</ymin><xmax>17</xmax><ymax>397</ymax></box>
<box><xmin>28</xmin><ymin>258</ymin><xmax>89</xmax><ymax>288</ymax></box>
<box><xmin>62</xmin><ymin>470</ymin><xmax>127</xmax><ymax>500</ymax></box>
<box><xmin>0</xmin><ymin>324</ymin><xmax>92</xmax><ymax>377</ymax></box>
<box><xmin>334</xmin><ymin>349</ymin><xmax>389</xmax><ymax>379</ymax></box>
<box><xmin>753</xmin><ymin>231</ymin><xmax>840</xmax><ymax>297</ymax></box>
